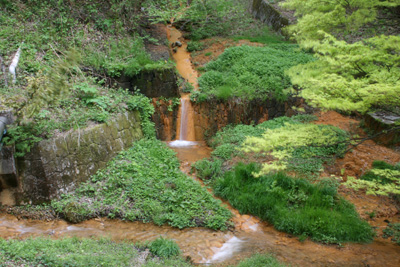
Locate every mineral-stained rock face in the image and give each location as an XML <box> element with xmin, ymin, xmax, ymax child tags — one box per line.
<box><xmin>153</xmin><ymin>97</ymin><xmax>304</xmax><ymax>142</ymax></box>
<box><xmin>192</xmin><ymin>97</ymin><xmax>303</xmax><ymax>141</ymax></box>
<box><xmin>16</xmin><ymin>111</ymin><xmax>143</xmax><ymax>204</ymax></box>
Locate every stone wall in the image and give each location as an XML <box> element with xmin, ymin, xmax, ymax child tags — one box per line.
<box><xmin>251</xmin><ymin>0</ymin><xmax>290</xmax><ymax>35</ymax></box>
<box><xmin>364</xmin><ymin>111</ymin><xmax>400</xmax><ymax>145</ymax></box>
<box><xmin>16</xmin><ymin>111</ymin><xmax>143</xmax><ymax>204</ymax></box>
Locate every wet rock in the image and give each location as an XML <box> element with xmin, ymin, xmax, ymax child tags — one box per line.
<box><xmin>62</xmin><ymin>202</ymin><xmax>88</xmax><ymax>224</ymax></box>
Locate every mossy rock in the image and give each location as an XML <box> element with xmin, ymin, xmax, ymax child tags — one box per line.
<box><xmin>62</xmin><ymin>202</ymin><xmax>89</xmax><ymax>223</ymax></box>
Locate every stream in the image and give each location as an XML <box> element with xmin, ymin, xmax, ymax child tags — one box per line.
<box><xmin>0</xmin><ymin>26</ymin><xmax>399</xmax><ymax>267</ymax></box>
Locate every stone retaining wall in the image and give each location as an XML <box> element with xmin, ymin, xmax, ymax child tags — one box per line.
<box><xmin>251</xmin><ymin>0</ymin><xmax>290</xmax><ymax>35</ymax></box>
<box><xmin>17</xmin><ymin>111</ymin><xmax>143</xmax><ymax>204</ymax></box>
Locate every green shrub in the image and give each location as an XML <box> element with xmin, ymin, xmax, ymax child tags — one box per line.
<box><xmin>186</xmin><ymin>41</ymin><xmax>205</xmax><ymax>52</ymax></box>
<box><xmin>52</xmin><ymin>139</ymin><xmax>231</xmax><ymax>230</ymax></box>
<box><xmin>213</xmin><ymin>163</ymin><xmax>374</xmax><ymax>244</ymax></box>
<box><xmin>149</xmin><ymin>238</ymin><xmax>181</xmax><ymax>258</ymax></box>
<box><xmin>193</xmin><ymin>158</ymin><xmax>223</xmax><ymax>180</ymax></box>
<box><xmin>197</xmin><ymin>45</ymin><xmax>314</xmax><ymax>101</ymax></box>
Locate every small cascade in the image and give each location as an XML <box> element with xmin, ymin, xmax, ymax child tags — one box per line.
<box><xmin>167</xmin><ymin>25</ymin><xmax>198</xmax><ymax>147</ymax></box>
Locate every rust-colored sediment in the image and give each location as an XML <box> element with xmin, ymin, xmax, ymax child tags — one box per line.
<box><xmin>167</xmin><ymin>26</ymin><xmax>198</xmax><ymax>141</ymax></box>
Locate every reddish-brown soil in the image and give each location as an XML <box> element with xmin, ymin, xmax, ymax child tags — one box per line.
<box><xmin>315</xmin><ymin>111</ymin><xmax>400</xmax><ymax>178</ymax></box>
<box><xmin>315</xmin><ymin>110</ymin><xmax>400</xmax><ymax>238</ymax></box>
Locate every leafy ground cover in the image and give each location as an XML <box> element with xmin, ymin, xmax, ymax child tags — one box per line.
<box><xmin>344</xmin><ymin>161</ymin><xmax>400</xmax><ymax>197</ymax></box>
<box><xmin>0</xmin><ymin>236</ymin><xmax>286</xmax><ymax>267</ymax></box>
<box><xmin>194</xmin><ymin>44</ymin><xmax>314</xmax><ymax>102</ymax></box>
<box><xmin>52</xmin><ymin>139</ymin><xmax>231</xmax><ymax>230</ymax></box>
<box><xmin>213</xmin><ymin>163</ymin><xmax>374</xmax><ymax>244</ymax></box>
<box><xmin>0</xmin><ymin>237</ymin><xmax>191</xmax><ymax>267</ymax></box>
<box><xmin>195</xmin><ymin>115</ymin><xmax>348</xmax><ymax>179</ymax></box>
<box><xmin>383</xmin><ymin>223</ymin><xmax>400</xmax><ymax>245</ymax></box>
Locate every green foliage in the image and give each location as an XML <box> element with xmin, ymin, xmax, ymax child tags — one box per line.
<box><xmin>242</xmin><ymin>122</ymin><xmax>349</xmax><ymax>176</ymax></box>
<box><xmin>344</xmin><ymin>161</ymin><xmax>400</xmax><ymax>196</ymax></box>
<box><xmin>193</xmin><ymin>158</ymin><xmax>223</xmax><ymax>181</ymax></box>
<box><xmin>203</xmin><ymin>115</ymin><xmax>317</xmax><ymax>162</ymax></box>
<box><xmin>0</xmin><ymin>237</ymin><xmax>191</xmax><ymax>266</ymax></box>
<box><xmin>213</xmin><ymin>163</ymin><xmax>374</xmax><ymax>244</ymax></box>
<box><xmin>149</xmin><ymin>238</ymin><xmax>181</xmax><ymax>258</ymax></box>
<box><xmin>20</xmin><ymin>49</ymin><xmax>80</xmax><ymax>119</ymax></box>
<box><xmin>83</xmin><ymin>36</ymin><xmax>167</xmax><ymax>78</ymax></box>
<box><xmin>186</xmin><ymin>41</ymin><xmax>205</xmax><ymax>52</ymax></box>
<box><xmin>231</xmin><ymin>26</ymin><xmax>286</xmax><ymax>45</ymax></box>
<box><xmin>281</xmin><ymin>0</ymin><xmax>400</xmax><ymax>42</ymax></box>
<box><xmin>3</xmin><ymin>85</ymin><xmax>154</xmax><ymax>156</ymax></box>
<box><xmin>2</xmin><ymin>124</ymin><xmax>43</xmax><ymax>157</ymax></box>
<box><xmin>286</xmin><ymin>33</ymin><xmax>400</xmax><ymax>113</ymax></box>
<box><xmin>383</xmin><ymin>223</ymin><xmax>400</xmax><ymax>245</ymax></box>
<box><xmin>230</xmin><ymin>254</ymin><xmax>286</xmax><ymax>267</ymax></box>
<box><xmin>200</xmin><ymin>114</ymin><xmax>344</xmax><ymax>178</ymax></box>
<box><xmin>126</xmin><ymin>91</ymin><xmax>156</xmax><ymax>138</ymax></box>
<box><xmin>52</xmin><ymin>139</ymin><xmax>231</xmax><ymax>230</ymax></box>
<box><xmin>197</xmin><ymin>45</ymin><xmax>314</xmax><ymax>101</ymax></box>
<box><xmin>0</xmin><ymin>0</ymin><xmax>166</xmax><ymax>83</ymax></box>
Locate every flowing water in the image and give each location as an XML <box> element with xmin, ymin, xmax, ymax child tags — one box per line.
<box><xmin>0</xmin><ymin>26</ymin><xmax>399</xmax><ymax>267</ymax></box>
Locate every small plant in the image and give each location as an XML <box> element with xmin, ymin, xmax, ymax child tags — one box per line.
<box><xmin>186</xmin><ymin>41</ymin><xmax>205</xmax><ymax>52</ymax></box>
<box><xmin>383</xmin><ymin>223</ymin><xmax>400</xmax><ymax>245</ymax></box>
<box><xmin>149</xmin><ymin>237</ymin><xmax>181</xmax><ymax>258</ymax></box>
<box><xmin>193</xmin><ymin>158</ymin><xmax>223</xmax><ymax>180</ymax></box>
<box><xmin>205</xmin><ymin>52</ymin><xmax>212</xmax><ymax>56</ymax></box>
<box><xmin>365</xmin><ymin>211</ymin><xmax>376</xmax><ymax>219</ymax></box>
